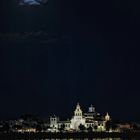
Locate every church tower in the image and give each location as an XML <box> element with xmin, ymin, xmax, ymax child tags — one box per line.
<box><xmin>105</xmin><ymin>112</ymin><xmax>110</xmax><ymax>121</ymax></box>
<box><xmin>88</xmin><ymin>104</ymin><xmax>95</xmax><ymax>113</ymax></box>
<box><xmin>70</xmin><ymin>103</ymin><xmax>85</xmax><ymax>130</ymax></box>
<box><xmin>74</xmin><ymin>103</ymin><xmax>82</xmax><ymax>117</ymax></box>
<box><xmin>50</xmin><ymin>115</ymin><xmax>59</xmax><ymax>128</ymax></box>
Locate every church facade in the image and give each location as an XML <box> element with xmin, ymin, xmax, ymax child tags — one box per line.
<box><xmin>50</xmin><ymin>103</ymin><xmax>110</xmax><ymax>131</ymax></box>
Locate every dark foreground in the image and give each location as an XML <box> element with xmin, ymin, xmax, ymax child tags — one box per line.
<box><xmin>1</xmin><ymin>132</ymin><xmax>140</xmax><ymax>139</ymax></box>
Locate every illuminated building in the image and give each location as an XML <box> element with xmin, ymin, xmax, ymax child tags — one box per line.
<box><xmin>50</xmin><ymin>103</ymin><xmax>111</xmax><ymax>131</ymax></box>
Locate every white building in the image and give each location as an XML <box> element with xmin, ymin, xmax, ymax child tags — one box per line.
<box><xmin>50</xmin><ymin>103</ymin><xmax>110</xmax><ymax>131</ymax></box>
<box><xmin>70</xmin><ymin>103</ymin><xmax>85</xmax><ymax>130</ymax></box>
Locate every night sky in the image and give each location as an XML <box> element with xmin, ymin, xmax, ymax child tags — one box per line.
<box><xmin>0</xmin><ymin>0</ymin><xmax>140</xmax><ymax>121</ymax></box>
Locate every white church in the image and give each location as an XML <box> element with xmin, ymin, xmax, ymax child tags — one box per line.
<box><xmin>50</xmin><ymin>103</ymin><xmax>110</xmax><ymax>131</ymax></box>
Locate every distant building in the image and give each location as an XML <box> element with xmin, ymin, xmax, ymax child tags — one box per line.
<box><xmin>117</xmin><ymin>123</ymin><xmax>131</xmax><ymax>131</ymax></box>
<box><xmin>50</xmin><ymin>103</ymin><xmax>110</xmax><ymax>131</ymax></box>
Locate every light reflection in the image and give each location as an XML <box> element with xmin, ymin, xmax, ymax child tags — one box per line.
<box><xmin>42</xmin><ymin>139</ymin><xmax>122</xmax><ymax>140</ymax></box>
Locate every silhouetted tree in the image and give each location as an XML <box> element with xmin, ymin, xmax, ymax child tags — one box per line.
<box><xmin>105</xmin><ymin>121</ymin><xmax>111</xmax><ymax>131</ymax></box>
<box><xmin>2</xmin><ymin>123</ymin><xmax>10</xmax><ymax>132</ymax></box>
<box><xmin>79</xmin><ymin>124</ymin><xmax>86</xmax><ymax>132</ymax></box>
<box><xmin>87</xmin><ymin>126</ymin><xmax>93</xmax><ymax>132</ymax></box>
<box><xmin>132</xmin><ymin>123</ymin><xmax>140</xmax><ymax>131</ymax></box>
<box><xmin>12</xmin><ymin>125</ymin><xmax>22</xmax><ymax>130</ymax></box>
<box><xmin>36</xmin><ymin>124</ymin><xmax>42</xmax><ymax>132</ymax></box>
<box><xmin>43</xmin><ymin>126</ymin><xmax>50</xmax><ymax>131</ymax></box>
<box><xmin>111</xmin><ymin>122</ymin><xmax>118</xmax><ymax>131</ymax></box>
<box><xmin>20</xmin><ymin>114</ymin><xmax>38</xmax><ymax>121</ymax></box>
<box><xmin>59</xmin><ymin>124</ymin><xmax>65</xmax><ymax>132</ymax></box>
<box><xmin>94</xmin><ymin>125</ymin><xmax>98</xmax><ymax>131</ymax></box>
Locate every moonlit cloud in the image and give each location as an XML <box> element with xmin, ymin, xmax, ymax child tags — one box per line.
<box><xmin>19</xmin><ymin>0</ymin><xmax>41</xmax><ymax>6</ymax></box>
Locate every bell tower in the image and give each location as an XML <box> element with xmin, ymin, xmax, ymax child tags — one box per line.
<box><xmin>105</xmin><ymin>112</ymin><xmax>110</xmax><ymax>121</ymax></box>
<box><xmin>74</xmin><ymin>103</ymin><xmax>82</xmax><ymax>117</ymax></box>
<box><xmin>71</xmin><ymin>103</ymin><xmax>85</xmax><ymax>130</ymax></box>
<box><xmin>88</xmin><ymin>104</ymin><xmax>95</xmax><ymax>113</ymax></box>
